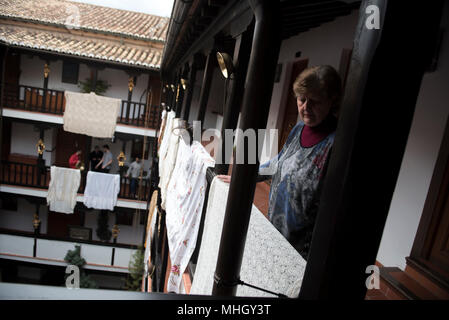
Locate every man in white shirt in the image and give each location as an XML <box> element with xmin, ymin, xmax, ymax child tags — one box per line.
<box><xmin>125</xmin><ymin>157</ymin><xmax>143</xmax><ymax>198</ymax></box>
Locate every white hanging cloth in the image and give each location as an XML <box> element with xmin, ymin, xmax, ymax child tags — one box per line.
<box><xmin>165</xmin><ymin>139</ymin><xmax>215</xmax><ymax>293</ymax></box>
<box><xmin>83</xmin><ymin>171</ymin><xmax>120</xmax><ymax>210</ymax></box>
<box><xmin>158</xmin><ymin>117</ymin><xmax>186</xmax><ymax>210</ymax></box>
<box><xmin>158</xmin><ymin>110</ymin><xmax>175</xmax><ymax>169</ymax></box>
<box><xmin>63</xmin><ymin>91</ymin><xmax>121</xmax><ymax>138</ymax></box>
<box><xmin>47</xmin><ymin>166</ymin><xmax>81</xmax><ymax>214</ymax></box>
<box><xmin>190</xmin><ymin>177</ymin><xmax>307</xmax><ymax>298</ymax></box>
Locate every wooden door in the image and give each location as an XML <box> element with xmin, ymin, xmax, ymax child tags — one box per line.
<box><xmin>47</xmin><ymin>210</ymin><xmax>83</xmax><ymax>238</ymax></box>
<box><xmin>422</xmin><ymin>155</ymin><xmax>449</xmax><ymax>279</ymax></box>
<box><xmin>3</xmin><ymin>52</ymin><xmax>21</xmax><ymax>106</ymax></box>
<box><xmin>1</xmin><ymin>119</ymin><xmax>11</xmax><ymax>161</ymax></box>
<box><xmin>278</xmin><ymin>59</ymin><xmax>309</xmax><ymax>149</ymax></box>
<box><xmin>410</xmin><ymin>117</ymin><xmax>449</xmax><ymax>289</ymax></box>
<box><xmin>54</xmin><ymin>128</ymin><xmax>87</xmax><ymax>167</ymax></box>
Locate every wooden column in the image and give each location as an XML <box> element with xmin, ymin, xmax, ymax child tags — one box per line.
<box><xmin>182</xmin><ymin>56</ymin><xmax>200</xmax><ymax>121</ymax></box>
<box><xmin>215</xmin><ymin>22</ymin><xmax>254</xmax><ymax>174</ymax></box>
<box><xmin>196</xmin><ymin>49</ymin><xmax>216</xmax><ymax>123</ymax></box>
<box><xmin>212</xmin><ymin>0</ymin><xmax>281</xmax><ymax>296</ymax></box>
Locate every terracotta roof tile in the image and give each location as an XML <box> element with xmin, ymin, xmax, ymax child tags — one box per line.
<box><xmin>0</xmin><ymin>0</ymin><xmax>169</xmax><ymax>42</ymax></box>
<box><xmin>0</xmin><ymin>24</ymin><xmax>163</xmax><ymax>69</ymax></box>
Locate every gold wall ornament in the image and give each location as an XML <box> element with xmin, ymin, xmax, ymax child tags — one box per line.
<box><xmin>117</xmin><ymin>151</ymin><xmax>126</xmax><ymax>167</ymax></box>
<box><xmin>36</xmin><ymin>139</ymin><xmax>45</xmax><ymax>155</ymax></box>
<box><xmin>33</xmin><ymin>213</ymin><xmax>41</xmax><ymax>229</ymax></box>
<box><xmin>76</xmin><ymin>161</ymin><xmax>85</xmax><ymax>171</ymax></box>
<box><xmin>128</xmin><ymin>77</ymin><xmax>134</xmax><ymax>92</ymax></box>
<box><xmin>175</xmin><ymin>83</ymin><xmax>180</xmax><ymax>103</ymax></box>
<box><xmin>112</xmin><ymin>224</ymin><xmax>120</xmax><ymax>239</ymax></box>
<box><xmin>44</xmin><ymin>63</ymin><xmax>50</xmax><ymax>78</ymax></box>
<box><xmin>180</xmin><ymin>78</ymin><xmax>188</xmax><ymax>90</ymax></box>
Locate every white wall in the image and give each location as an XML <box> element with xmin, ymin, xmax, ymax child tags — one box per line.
<box><xmin>83</xmin><ymin>209</ymin><xmax>144</xmax><ymax>245</ymax></box>
<box><xmin>0</xmin><ymin>198</ymin><xmax>48</xmax><ymax>234</ymax></box>
<box><xmin>0</xmin><ymin>196</ymin><xmax>143</xmax><ymax>246</ymax></box>
<box><xmin>376</xmin><ymin>5</ymin><xmax>449</xmax><ymax>270</ymax></box>
<box><xmin>262</xmin><ymin>10</ymin><xmax>360</xmax><ymax>159</ymax></box>
<box><xmin>10</xmin><ymin>122</ymin><xmax>55</xmax><ymax>165</ymax></box>
<box><xmin>19</xmin><ymin>54</ymin><xmax>149</xmax><ymax>103</ymax></box>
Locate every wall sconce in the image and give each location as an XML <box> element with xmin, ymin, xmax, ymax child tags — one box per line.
<box><xmin>216</xmin><ymin>52</ymin><xmax>235</xmax><ymax>79</ymax></box>
<box><xmin>36</xmin><ymin>139</ymin><xmax>45</xmax><ymax>155</ymax></box>
<box><xmin>175</xmin><ymin>84</ymin><xmax>180</xmax><ymax>103</ymax></box>
<box><xmin>117</xmin><ymin>151</ymin><xmax>126</xmax><ymax>167</ymax></box>
<box><xmin>128</xmin><ymin>77</ymin><xmax>135</xmax><ymax>92</ymax></box>
<box><xmin>76</xmin><ymin>161</ymin><xmax>85</xmax><ymax>171</ymax></box>
<box><xmin>170</xmin><ymin>84</ymin><xmax>176</xmax><ymax>92</ymax></box>
<box><xmin>44</xmin><ymin>63</ymin><xmax>50</xmax><ymax>79</ymax></box>
<box><xmin>112</xmin><ymin>224</ymin><xmax>120</xmax><ymax>239</ymax></box>
<box><xmin>180</xmin><ymin>78</ymin><xmax>188</xmax><ymax>90</ymax></box>
<box><xmin>33</xmin><ymin>213</ymin><xmax>41</xmax><ymax>230</ymax></box>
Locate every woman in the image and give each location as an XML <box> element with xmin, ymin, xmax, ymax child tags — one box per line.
<box><xmin>219</xmin><ymin>65</ymin><xmax>342</xmax><ymax>260</ymax></box>
<box><xmin>69</xmin><ymin>150</ymin><xmax>82</xmax><ymax>169</ymax></box>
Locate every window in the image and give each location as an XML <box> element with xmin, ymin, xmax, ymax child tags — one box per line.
<box><xmin>0</xmin><ymin>195</ymin><xmax>18</xmax><ymax>211</ymax></box>
<box><xmin>131</xmin><ymin>138</ymin><xmax>152</xmax><ymax>160</ymax></box>
<box><xmin>62</xmin><ymin>61</ymin><xmax>79</xmax><ymax>84</ymax></box>
<box><xmin>116</xmin><ymin>210</ymin><xmax>133</xmax><ymax>226</ymax></box>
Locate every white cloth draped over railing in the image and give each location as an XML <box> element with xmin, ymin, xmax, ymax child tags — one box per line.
<box><xmin>190</xmin><ymin>178</ymin><xmax>306</xmax><ymax>298</ymax></box>
<box><xmin>158</xmin><ymin>117</ymin><xmax>186</xmax><ymax>210</ymax></box>
<box><xmin>164</xmin><ymin>139</ymin><xmax>215</xmax><ymax>293</ymax></box>
<box><xmin>47</xmin><ymin>166</ymin><xmax>81</xmax><ymax>214</ymax></box>
<box><xmin>63</xmin><ymin>91</ymin><xmax>121</xmax><ymax>138</ymax></box>
<box><xmin>83</xmin><ymin>171</ymin><xmax>120</xmax><ymax>210</ymax></box>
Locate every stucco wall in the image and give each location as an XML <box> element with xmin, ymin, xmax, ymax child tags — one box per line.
<box><xmin>376</xmin><ymin>4</ymin><xmax>449</xmax><ymax>270</ymax></box>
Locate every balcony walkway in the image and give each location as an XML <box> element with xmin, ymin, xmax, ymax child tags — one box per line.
<box><xmin>1</xmin><ymin>84</ymin><xmax>161</xmax><ymax>137</ymax></box>
<box><xmin>0</xmin><ymin>161</ymin><xmax>149</xmax><ymax>209</ymax></box>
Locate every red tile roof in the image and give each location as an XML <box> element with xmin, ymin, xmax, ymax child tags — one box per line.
<box><xmin>0</xmin><ymin>24</ymin><xmax>162</xmax><ymax>69</ymax></box>
<box><xmin>0</xmin><ymin>0</ymin><xmax>169</xmax><ymax>42</ymax></box>
<box><xmin>0</xmin><ymin>0</ymin><xmax>169</xmax><ymax>69</ymax></box>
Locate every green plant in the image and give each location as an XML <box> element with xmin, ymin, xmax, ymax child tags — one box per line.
<box><xmin>96</xmin><ymin>211</ymin><xmax>112</xmax><ymax>242</ymax></box>
<box><xmin>78</xmin><ymin>78</ymin><xmax>111</xmax><ymax>95</ymax></box>
<box><xmin>64</xmin><ymin>245</ymin><xmax>98</xmax><ymax>289</ymax></box>
<box><xmin>125</xmin><ymin>246</ymin><xmax>145</xmax><ymax>291</ymax></box>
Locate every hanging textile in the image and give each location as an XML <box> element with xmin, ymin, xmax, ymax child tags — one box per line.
<box><xmin>158</xmin><ymin>110</ymin><xmax>175</xmax><ymax>166</ymax></box>
<box><xmin>165</xmin><ymin>139</ymin><xmax>215</xmax><ymax>293</ymax></box>
<box><xmin>157</xmin><ymin>110</ymin><xmax>168</xmax><ymax>151</ymax></box>
<box><xmin>159</xmin><ymin>118</ymin><xmax>186</xmax><ymax>210</ymax></box>
<box><xmin>63</xmin><ymin>91</ymin><xmax>121</xmax><ymax>138</ymax></box>
<box><xmin>46</xmin><ymin>166</ymin><xmax>81</xmax><ymax>214</ymax></box>
<box><xmin>144</xmin><ymin>205</ymin><xmax>158</xmax><ymax>276</ymax></box>
<box><xmin>83</xmin><ymin>171</ymin><xmax>120</xmax><ymax>210</ymax></box>
<box><xmin>190</xmin><ymin>178</ymin><xmax>306</xmax><ymax>298</ymax></box>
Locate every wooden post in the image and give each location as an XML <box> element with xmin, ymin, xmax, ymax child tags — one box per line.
<box><xmin>212</xmin><ymin>0</ymin><xmax>281</xmax><ymax>296</ymax></box>
<box><xmin>196</xmin><ymin>50</ymin><xmax>216</xmax><ymax>123</ymax></box>
<box><xmin>214</xmin><ymin>22</ymin><xmax>254</xmax><ymax>174</ymax></box>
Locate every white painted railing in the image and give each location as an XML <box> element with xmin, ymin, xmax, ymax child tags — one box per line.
<box><xmin>0</xmin><ymin>233</ymin><xmax>136</xmax><ymax>269</ymax></box>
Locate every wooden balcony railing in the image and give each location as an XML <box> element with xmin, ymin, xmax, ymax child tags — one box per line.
<box><xmin>1</xmin><ymin>83</ymin><xmax>161</xmax><ymax>129</ymax></box>
<box><xmin>0</xmin><ymin>161</ymin><xmax>150</xmax><ymax>201</ymax></box>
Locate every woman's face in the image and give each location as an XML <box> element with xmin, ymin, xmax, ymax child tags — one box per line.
<box><xmin>297</xmin><ymin>91</ymin><xmax>332</xmax><ymax>127</ymax></box>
